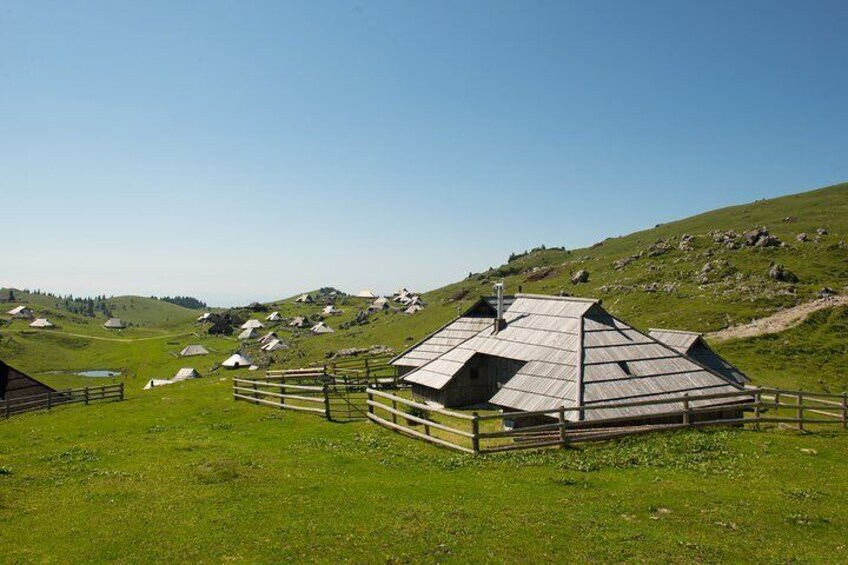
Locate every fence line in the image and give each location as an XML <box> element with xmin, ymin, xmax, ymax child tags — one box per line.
<box><xmin>231</xmin><ymin>376</ymin><xmax>847</xmax><ymax>453</ymax></box>
<box><xmin>233</xmin><ymin>377</ymin><xmax>374</xmax><ymax>421</ymax></box>
<box><xmin>365</xmin><ymin>386</ymin><xmax>848</xmax><ymax>454</ymax></box>
<box><xmin>2</xmin><ymin>383</ymin><xmax>125</xmax><ymax>420</ymax></box>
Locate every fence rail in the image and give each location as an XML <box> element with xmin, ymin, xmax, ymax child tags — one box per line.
<box><xmin>2</xmin><ymin>383</ymin><xmax>125</xmax><ymax>420</ymax></box>
<box><xmin>233</xmin><ymin>377</ymin><xmax>373</xmax><ymax>421</ymax></box>
<box><xmin>365</xmin><ymin>386</ymin><xmax>848</xmax><ymax>454</ymax></box>
<box><xmin>264</xmin><ymin>355</ymin><xmax>399</xmax><ymax>388</ymax></box>
<box><xmin>232</xmin><ymin>371</ymin><xmax>847</xmax><ymax>453</ymax></box>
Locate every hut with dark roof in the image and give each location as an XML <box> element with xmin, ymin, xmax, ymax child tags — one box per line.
<box><xmin>398</xmin><ymin>294</ymin><xmax>749</xmax><ymax>427</ymax></box>
<box><xmin>0</xmin><ymin>360</ymin><xmax>62</xmax><ymax>414</ymax></box>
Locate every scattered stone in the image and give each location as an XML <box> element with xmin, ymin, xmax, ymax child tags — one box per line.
<box><xmin>817</xmin><ymin>227</ymin><xmax>828</xmax><ymax>236</ymax></box>
<box><xmin>678</xmin><ymin>234</ymin><xmax>695</xmax><ymax>251</ymax></box>
<box><xmin>571</xmin><ymin>270</ymin><xmax>589</xmax><ymax>284</ymax></box>
<box><xmin>613</xmin><ymin>255</ymin><xmax>640</xmax><ymax>270</ymax></box>
<box><xmin>783</xmin><ymin>216</ymin><xmax>797</xmax><ymax>223</ymax></box>
<box><xmin>768</xmin><ymin>263</ymin><xmax>798</xmax><ymax>283</ymax></box>
<box><xmin>817</xmin><ymin>287</ymin><xmax>837</xmax><ymax>299</ymax></box>
<box><xmin>796</xmin><ymin>233</ymin><xmax>808</xmax><ymax>242</ymax></box>
<box><xmin>643</xmin><ymin>282</ymin><xmax>659</xmax><ymax>293</ymax></box>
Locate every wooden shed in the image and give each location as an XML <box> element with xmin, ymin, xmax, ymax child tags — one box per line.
<box><xmin>0</xmin><ymin>360</ymin><xmax>59</xmax><ymax>413</ymax></box>
<box><xmin>400</xmin><ymin>294</ymin><xmax>749</xmax><ymax>427</ymax></box>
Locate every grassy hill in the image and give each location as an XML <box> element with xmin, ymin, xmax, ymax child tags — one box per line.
<box><xmin>1</xmin><ymin>379</ymin><xmax>846</xmax><ymax>562</ymax></box>
<box><xmin>1</xmin><ymin>183</ymin><xmax>847</xmax><ymax>562</ymax></box>
<box><xmin>232</xmin><ymin>182</ymin><xmax>848</xmax><ymax>391</ymax></box>
<box><xmin>2</xmin><ymin>182</ymin><xmax>846</xmax><ymax>393</ymax></box>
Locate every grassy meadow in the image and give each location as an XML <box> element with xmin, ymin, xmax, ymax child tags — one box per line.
<box><xmin>1</xmin><ymin>378</ymin><xmax>847</xmax><ymax>563</ymax></box>
<box><xmin>1</xmin><ymin>182</ymin><xmax>847</xmax><ymax>562</ymax></box>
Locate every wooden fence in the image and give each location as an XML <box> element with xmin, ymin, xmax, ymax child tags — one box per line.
<box><xmin>366</xmin><ymin>386</ymin><xmax>848</xmax><ymax>454</ymax></box>
<box><xmin>232</xmin><ymin>377</ymin><xmax>370</xmax><ymax>421</ymax></box>
<box><xmin>263</xmin><ymin>355</ymin><xmax>400</xmax><ymax>388</ymax></box>
<box><xmin>2</xmin><ymin>383</ymin><xmax>125</xmax><ymax>420</ymax></box>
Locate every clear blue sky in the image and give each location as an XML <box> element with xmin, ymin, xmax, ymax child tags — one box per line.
<box><xmin>2</xmin><ymin>1</ymin><xmax>846</xmax><ymax>306</ymax></box>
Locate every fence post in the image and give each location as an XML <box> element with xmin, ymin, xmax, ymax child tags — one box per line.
<box><xmin>367</xmin><ymin>390</ymin><xmax>374</xmax><ymax>415</ymax></box>
<box><xmin>424</xmin><ymin>407</ymin><xmax>431</xmax><ymax>436</ymax></box>
<box><xmin>280</xmin><ymin>383</ymin><xmax>286</xmax><ymax>407</ymax></box>
<box><xmin>797</xmin><ymin>390</ymin><xmax>804</xmax><ymax>432</ymax></box>
<box><xmin>119</xmin><ymin>382</ymin><xmax>125</xmax><ymax>401</ymax></box>
<box><xmin>391</xmin><ymin>397</ymin><xmax>397</xmax><ymax>424</ymax></box>
<box><xmin>842</xmin><ymin>392</ymin><xmax>847</xmax><ymax>430</ymax></box>
<box><xmin>252</xmin><ymin>381</ymin><xmax>258</xmax><ymax>403</ymax></box>
<box><xmin>4</xmin><ymin>399</ymin><xmax>9</xmax><ymax>420</ymax></box>
<box><xmin>84</xmin><ymin>386</ymin><xmax>90</xmax><ymax>405</ymax></box>
<box><xmin>47</xmin><ymin>391</ymin><xmax>53</xmax><ymax>411</ymax></box>
<box><xmin>682</xmin><ymin>393</ymin><xmax>690</xmax><ymax>426</ymax></box>
<box><xmin>558</xmin><ymin>407</ymin><xmax>568</xmax><ymax>447</ymax></box>
<box><xmin>753</xmin><ymin>387</ymin><xmax>761</xmax><ymax>429</ymax></box>
<box><xmin>322</xmin><ymin>381</ymin><xmax>331</xmax><ymax>421</ymax></box>
<box><xmin>471</xmin><ymin>412</ymin><xmax>480</xmax><ymax>454</ymax></box>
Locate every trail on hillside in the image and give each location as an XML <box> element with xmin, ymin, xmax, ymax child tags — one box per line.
<box><xmin>708</xmin><ymin>295</ymin><xmax>848</xmax><ymax>342</ymax></box>
<box><xmin>3</xmin><ymin>329</ymin><xmax>197</xmax><ymax>343</ymax></box>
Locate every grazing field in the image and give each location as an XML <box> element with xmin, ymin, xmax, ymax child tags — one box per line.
<box><xmin>2</xmin><ymin>182</ymin><xmax>847</xmax><ymax>562</ymax></box>
<box><xmin>1</xmin><ymin>377</ymin><xmax>846</xmax><ymax>563</ymax></box>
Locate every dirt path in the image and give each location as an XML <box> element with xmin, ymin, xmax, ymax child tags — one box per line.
<box><xmin>708</xmin><ymin>294</ymin><xmax>848</xmax><ymax>342</ymax></box>
<box><xmin>5</xmin><ymin>329</ymin><xmax>196</xmax><ymax>343</ymax></box>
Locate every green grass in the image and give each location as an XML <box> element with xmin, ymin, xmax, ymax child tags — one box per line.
<box><xmin>715</xmin><ymin>305</ymin><xmax>848</xmax><ymax>393</ymax></box>
<box><xmin>1</xmin><ymin>378</ymin><xmax>846</xmax><ymax>563</ymax></box>
<box><xmin>2</xmin><ymin>182</ymin><xmax>848</xmax><ymax>562</ymax></box>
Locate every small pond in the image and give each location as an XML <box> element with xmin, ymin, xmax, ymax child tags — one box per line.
<box><xmin>77</xmin><ymin>370</ymin><xmax>122</xmax><ymax>378</ymax></box>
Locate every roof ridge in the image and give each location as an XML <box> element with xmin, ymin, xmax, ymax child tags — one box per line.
<box><xmin>648</xmin><ymin>327</ymin><xmax>703</xmax><ymax>336</ymax></box>
<box><xmin>515</xmin><ymin>293</ymin><xmax>600</xmax><ymax>304</ymax></box>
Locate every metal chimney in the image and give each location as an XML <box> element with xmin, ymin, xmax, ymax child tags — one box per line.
<box><xmin>493</xmin><ymin>281</ymin><xmax>505</xmax><ymax>334</ymax></box>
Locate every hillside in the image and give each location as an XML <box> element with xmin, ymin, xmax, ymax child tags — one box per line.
<box><xmin>2</xmin><ymin>183</ymin><xmax>847</xmax><ymax>563</ymax></box>
<box><xmin>234</xmin><ymin>182</ymin><xmax>848</xmax><ymax>388</ymax></box>
<box><xmin>1</xmin><ymin>182</ymin><xmax>846</xmax><ymax>393</ymax></box>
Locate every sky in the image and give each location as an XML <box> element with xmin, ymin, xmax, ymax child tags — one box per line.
<box><xmin>1</xmin><ymin>1</ymin><xmax>846</xmax><ymax>306</ymax></box>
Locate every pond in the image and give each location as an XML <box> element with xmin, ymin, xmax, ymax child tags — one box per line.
<box><xmin>77</xmin><ymin>370</ymin><xmax>122</xmax><ymax>378</ymax></box>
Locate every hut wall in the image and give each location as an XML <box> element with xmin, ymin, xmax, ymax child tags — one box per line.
<box><xmin>410</xmin><ymin>383</ymin><xmax>446</xmax><ymax>406</ymax></box>
<box><xmin>441</xmin><ymin>355</ymin><xmax>523</xmax><ymax>408</ymax></box>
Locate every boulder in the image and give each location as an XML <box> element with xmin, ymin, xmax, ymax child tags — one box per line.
<box><xmin>768</xmin><ymin>264</ymin><xmax>798</xmax><ymax>283</ymax></box>
<box><xmin>796</xmin><ymin>233</ymin><xmax>808</xmax><ymax>242</ymax></box>
<box><xmin>571</xmin><ymin>270</ymin><xmax>589</xmax><ymax>284</ymax></box>
<box><xmin>817</xmin><ymin>227</ymin><xmax>829</xmax><ymax>236</ymax></box>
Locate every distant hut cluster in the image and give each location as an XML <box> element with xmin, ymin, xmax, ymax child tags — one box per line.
<box><xmin>392</xmin><ymin>292</ymin><xmax>750</xmax><ymax>428</ymax></box>
<box><xmin>5</xmin><ymin>305</ymin><xmax>56</xmax><ymax>329</ymax></box>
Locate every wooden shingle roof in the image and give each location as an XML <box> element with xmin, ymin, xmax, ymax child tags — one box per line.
<box><xmin>649</xmin><ymin>329</ymin><xmax>750</xmax><ymax>385</ymax></box>
<box><xmin>402</xmin><ymin>294</ymin><xmax>748</xmax><ymax>420</ymax></box>
<box><xmin>391</xmin><ymin>296</ymin><xmax>514</xmax><ymax>369</ymax></box>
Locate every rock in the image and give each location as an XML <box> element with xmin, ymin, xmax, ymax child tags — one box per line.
<box><xmin>817</xmin><ymin>227</ymin><xmax>828</xmax><ymax>235</ymax></box>
<box><xmin>768</xmin><ymin>264</ymin><xmax>798</xmax><ymax>283</ymax></box>
<box><xmin>796</xmin><ymin>233</ymin><xmax>808</xmax><ymax>242</ymax></box>
<box><xmin>571</xmin><ymin>270</ymin><xmax>589</xmax><ymax>284</ymax></box>
<box><xmin>818</xmin><ymin>287</ymin><xmax>836</xmax><ymax>299</ymax></box>
<box><xmin>783</xmin><ymin>216</ymin><xmax>797</xmax><ymax>223</ymax></box>
<box><xmin>643</xmin><ymin>283</ymin><xmax>659</xmax><ymax>293</ymax></box>
<box><xmin>754</xmin><ymin>234</ymin><xmax>782</xmax><ymax>248</ymax></box>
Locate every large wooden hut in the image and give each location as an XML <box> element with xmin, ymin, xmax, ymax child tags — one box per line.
<box><xmin>398</xmin><ymin>294</ymin><xmax>749</xmax><ymax>427</ymax></box>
